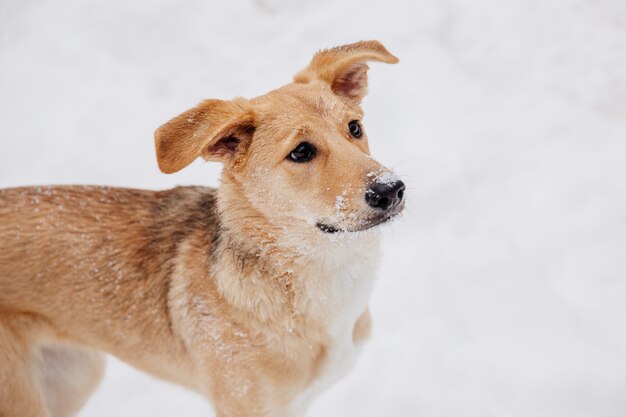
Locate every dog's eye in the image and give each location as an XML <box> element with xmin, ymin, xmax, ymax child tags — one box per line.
<box><xmin>287</xmin><ymin>142</ymin><xmax>317</xmax><ymax>163</ymax></box>
<box><xmin>348</xmin><ymin>120</ymin><xmax>362</xmax><ymax>138</ymax></box>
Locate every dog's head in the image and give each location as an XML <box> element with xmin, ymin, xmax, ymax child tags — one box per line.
<box><xmin>155</xmin><ymin>41</ymin><xmax>404</xmax><ymax>237</ymax></box>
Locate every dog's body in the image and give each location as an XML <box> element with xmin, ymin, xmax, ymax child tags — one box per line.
<box><xmin>0</xmin><ymin>41</ymin><xmax>404</xmax><ymax>417</ymax></box>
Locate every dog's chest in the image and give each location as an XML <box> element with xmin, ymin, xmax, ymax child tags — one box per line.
<box><xmin>292</xmin><ymin>237</ymin><xmax>381</xmax><ymax>412</ymax></box>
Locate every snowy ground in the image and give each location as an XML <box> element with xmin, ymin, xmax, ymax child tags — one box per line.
<box><xmin>2</xmin><ymin>0</ymin><xmax>626</xmax><ymax>416</ymax></box>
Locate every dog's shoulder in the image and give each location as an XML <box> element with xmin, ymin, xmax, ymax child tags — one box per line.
<box><xmin>147</xmin><ymin>185</ymin><xmax>220</xmax><ymax>241</ymax></box>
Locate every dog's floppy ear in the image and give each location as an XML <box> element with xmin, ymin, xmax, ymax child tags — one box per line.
<box><xmin>154</xmin><ymin>98</ymin><xmax>254</xmax><ymax>174</ymax></box>
<box><xmin>293</xmin><ymin>40</ymin><xmax>398</xmax><ymax>104</ymax></box>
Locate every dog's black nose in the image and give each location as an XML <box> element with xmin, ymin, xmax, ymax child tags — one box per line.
<box><xmin>365</xmin><ymin>180</ymin><xmax>405</xmax><ymax>210</ymax></box>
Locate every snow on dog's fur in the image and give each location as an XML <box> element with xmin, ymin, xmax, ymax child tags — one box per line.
<box><xmin>0</xmin><ymin>40</ymin><xmax>404</xmax><ymax>417</ymax></box>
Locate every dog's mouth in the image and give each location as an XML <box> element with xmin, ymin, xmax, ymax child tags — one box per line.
<box><xmin>316</xmin><ymin>202</ymin><xmax>405</xmax><ymax>234</ymax></box>
<box><xmin>316</xmin><ymin>223</ymin><xmax>342</xmax><ymax>234</ymax></box>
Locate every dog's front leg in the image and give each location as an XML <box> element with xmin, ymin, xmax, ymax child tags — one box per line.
<box><xmin>200</xmin><ymin>369</ymin><xmax>303</xmax><ymax>417</ymax></box>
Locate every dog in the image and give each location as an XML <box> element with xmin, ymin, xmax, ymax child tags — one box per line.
<box><xmin>0</xmin><ymin>40</ymin><xmax>405</xmax><ymax>417</ymax></box>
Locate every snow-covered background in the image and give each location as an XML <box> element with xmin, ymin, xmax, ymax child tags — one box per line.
<box><xmin>2</xmin><ymin>0</ymin><xmax>626</xmax><ymax>416</ymax></box>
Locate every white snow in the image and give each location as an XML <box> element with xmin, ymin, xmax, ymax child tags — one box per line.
<box><xmin>2</xmin><ymin>0</ymin><xmax>626</xmax><ymax>416</ymax></box>
<box><xmin>368</xmin><ymin>169</ymin><xmax>400</xmax><ymax>186</ymax></box>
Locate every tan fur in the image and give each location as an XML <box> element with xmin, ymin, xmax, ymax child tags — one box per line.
<box><xmin>353</xmin><ymin>310</ymin><xmax>372</xmax><ymax>345</ymax></box>
<box><xmin>0</xmin><ymin>40</ymin><xmax>401</xmax><ymax>417</ymax></box>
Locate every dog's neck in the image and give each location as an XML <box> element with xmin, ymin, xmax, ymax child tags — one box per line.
<box><xmin>212</xmin><ymin>177</ymin><xmax>382</xmax><ymax>330</ymax></box>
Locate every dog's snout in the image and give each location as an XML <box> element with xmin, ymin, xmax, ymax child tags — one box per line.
<box><xmin>365</xmin><ymin>180</ymin><xmax>405</xmax><ymax>210</ymax></box>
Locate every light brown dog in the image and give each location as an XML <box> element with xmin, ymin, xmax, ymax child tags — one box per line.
<box><xmin>0</xmin><ymin>40</ymin><xmax>405</xmax><ymax>417</ymax></box>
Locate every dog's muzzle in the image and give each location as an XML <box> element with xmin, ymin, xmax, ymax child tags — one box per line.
<box><xmin>316</xmin><ymin>179</ymin><xmax>406</xmax><ymax>234</ymax></box>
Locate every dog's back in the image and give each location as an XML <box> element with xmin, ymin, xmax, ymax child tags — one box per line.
<box><xmin>1</xmin><ymin>186</ymin><xmax>210</xmax><ymax>312</ymax></box>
